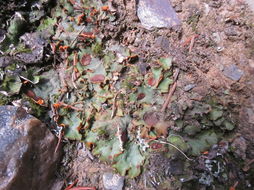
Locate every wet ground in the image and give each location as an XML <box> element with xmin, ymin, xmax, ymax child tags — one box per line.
<box><xmin>1</xmin><ymin>0</ymin><xmax>254</xmax><ymax>190</ymax></box>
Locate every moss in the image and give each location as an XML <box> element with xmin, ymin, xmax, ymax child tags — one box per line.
<box><xmin>92</xmin><ymin>41</ymin><xmax>103</xmax><ymax>56</ymax></box>
<box><xmin>24</xmin><ymin>96</ymin><xmax>47</xmax><ymax>119</ymax></box>
<box><xmin>0</xmin><ymin>94</ymin><xmax>13</xmax><ymax>105</ymax></box>
<box><xmin>186</xmin><ymin>14</ymin><xmax>200</xmax><ymax>32</ymax></box>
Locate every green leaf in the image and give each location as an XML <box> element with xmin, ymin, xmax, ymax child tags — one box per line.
<box><xmin>158</xmin><ymin>77</ymin><xmax>173</xmax><ymax>93</ymax></box>
<box><xmin>222</xmin><ymin>120</ymin><xmax>235</xmax><ymax>131</ymax></box>
<box><xmin>184</xmin><ymin>125</ymin><xmax>201</xmax><ymax>136</ymax></box>
<box><xmin>159</xmin><ymin>57</ymin><xmax>172</xmax><ymax>70</ymax></box>
<box><xmin>62</xmin><ymin>111</ymin><xmax>83</xmax><ymax>140</ymax></box>
<box><xmin>166</xmin><ymin>135</ymin><xmax>188</xmax><ymax>158</ymax></box>
<box><xmin>37</xmin><ymin>17</ymin><xmax>57</xmax><ymax>35</ymax></box>
<box><xmin>209</xmin><ymin>109</ymin><xmax>223</xmax><ymax>121</ymax></box>
<box><xmin>20</xmin><ymin>68</ymin><xmax>40</xmax><ymax>84</ymax></box>
<box><xmin>187</xmin><ymin>130</ymin><xmax>219</xmax><ymax>156</ymax></box>
<box><xmin>113</xmin><ymin>142</ymin><xmax>145</xmax><ymax>178</ymax></box>
<box><xmin>86</xmin><ymin>115</ymin><xmax>131</xmax><ymax>161</ymax></box>
<box><xmin>136</xmin><ymin>86</ymin><xmax>155</xmax><ymax>104</ymax></box>
<box><xmin>33</xmin><ymin>69</ymin><xmax>61</xmax><ymax>102</ymax></box>
<box><xmin>93</xmin><ymin>138</ymin><xmax>123</xmax><ymax>161</ymax></box>
<box><xmin>0</xmin><ymin>74</ymin><xmax>22</xmax><ymax>96</ymax></box>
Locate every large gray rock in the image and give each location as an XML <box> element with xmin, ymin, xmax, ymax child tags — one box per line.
<box><xmin>0</xmin><ymin>106</ymin><xmax>61</xmax><ymax>190</ymax></box>
<box><xmin>137</xmin><ymin>0</ymin><xmax>181</xmax><ymax>30</ymax></box>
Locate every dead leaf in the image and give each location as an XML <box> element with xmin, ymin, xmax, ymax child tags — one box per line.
<box><xmin>90</xmin><ymin>74</ymin><xmax>105</xmax><ymax>83</ymax></box>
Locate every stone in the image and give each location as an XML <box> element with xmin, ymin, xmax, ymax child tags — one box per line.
<box><xmin>223</xmin><ymin>65</ymin><xmax>244</xmax><ymax>81</ymax></box>
<box><xmin>0</xmin><ymin>56</ymin><xmax>13</xmax><ymax>68</ymax></box>
<box><xmin>137</xmin><ymin>0</ymin><xmax>181</xmax><ymax>30</ymax></box>
<box><xmin>0</xmin><ymin>106</ymin><xmax>62</xmax><ymax>190</ymax></box>
<box><xmin>155</xmin><ymin>36</ymin><xmax>170</xmax><ymax>52</ymax></box>
<box><xmin>245</xmin><ymin>0</ymin><xmax>254</xmax><ymax>12</ymax></box>
<box><xmin>103</xmin><ymin>172</ymin><xmax>124</xmax><ymax>190</ymax></box>
<box><xmin>184</xmin><ymin>84</ymin><xmax>196</xmax><ymax>92</ymax></box>
<box><xmin>231</xmin><ymin>136</ymin><xmax>247</xmax><ymax>160</ymax></box>
<box><xmin>14</xmin><ymin>33</ymin><xmax>46</xmax><ymax>64</ymax></box>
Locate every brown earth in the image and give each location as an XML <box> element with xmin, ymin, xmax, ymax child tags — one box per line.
<box><xmin>59</xmin><ymin>0</ymin><xmax>254</xmax><ymax>189</ymax></box>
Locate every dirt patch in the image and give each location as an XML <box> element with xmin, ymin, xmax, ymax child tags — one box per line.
<box><xmin>60</xmin><ymin>0</ymin><xmax>254</xmax><ymax>189</ymax></box>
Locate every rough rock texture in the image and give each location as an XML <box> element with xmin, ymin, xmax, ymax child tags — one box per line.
<box><xmin>0</xmin><ymin>106</ymin><xmax>61</xmax><ymax>190</ymax></box>
<box><xmin>102</xmin><ymin>172</ymin><xmax>124</xmax><ymax>190</ymax></box>
<box><xmin>137</xmin><ymin>0</ymin><xmax>180</xmax><ymax>30</ymax></box>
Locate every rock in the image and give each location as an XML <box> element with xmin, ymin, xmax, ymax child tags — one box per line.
<box><xmin>103</xmin><ymin>172</ymin><xmax>124</xmax><ymax>190</ymax></box>
<box><xmin>155</xmin><ymin>36</ymin><xmax>170</xmax><ymax>52</ymax></box>
<box><xmin>0</xmin><ymin>29</ymin><xmax>6</xmax><ymax>43</ymax></box>
<box><xmin>184</xmin><ymin>84</ymin><xmax>196</xmax><ymax>92</ymax></box>
<box><xmin>209</xmin><ymin>0</ymin><xmax>222</xmax><ymax>8</ymax></box>
<box><xmin>223</xmin><ymin>65</ymin><xmax>244</xmax><ymax>81</ymax></box>
<box><xmin>137</xmin><ymin>0</ymin><xmax>181</xmax><ymax>30</ymax></box>
<box><xmin>14</xmin><ymin>33</ymin><xmax>46</xmax><ymax>64</ymax></box>
<box><xmin>245</xmin><ymin>0</ymin><xmax>254</xmax><ymax>12</ymax></box>
<box><xmin>231</xmin><ymin>136</ymin><xmax>247</xmax><ymax>160</ymax></box>
<box><xmin>0</xmin><ymin>106</ymin><xmax>61</xmax><ymax>190</ymax></box>
<box><xmin>168</xmin><ymin>159</ymin><xmax>184</xmax><ymax>175</ymax></box>
<box><xmin>0</xmin><ymin>56</ymin><xmax>13</xmax><ymax>68</ymax></box>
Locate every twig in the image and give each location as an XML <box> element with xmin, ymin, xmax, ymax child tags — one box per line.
<box><xmin>64</xmin><ymin>179</ymin><xmax>78</xmax><ymax>190</ymax></box>
<box><xmin>189</xmin><ymin>35</ymin><xmax>196</xmax><ymax>53</ymax></box>
<box><xmin>58</xmin><ymin>102</ymin><xmax>83</xmax><ymax>111</ymax></box>
<box><xmin>67</xmin><ymin>187</ymin><xmax>96</xmax><ymax>190</ymax></box>
<box><xmin>69</xmin><ymin>25</ymin><xmax>86</xmax><ymax>47</ymax></box>
<box><xmin>111</xmin><ymin>91</ymin><xmax>121</xmax><ymax>119</ymax></box>
<box><xmin>161</xmin><ymin>68</ymin><xmax>180</xmax><ymax>112</ymax></box>
<box><xmin>54</xmin><ymin>128</ymin><xmax>63</xmax><ymax>153</ymax></box>
<box><xmin>153</xmin><ymin>140</ymin><xmax>193</xmax><ymax>161</ymax></box>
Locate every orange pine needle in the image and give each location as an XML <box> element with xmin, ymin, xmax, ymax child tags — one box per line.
<box><xmin>23</xmin><ymin>80</ymin><xmax>29</xmax><ymax>84</ymax></box>
<box><xmin>68</xmin><ymin>0</ymin><xmax>76</xmax><ymax>5</ymax></box>
<box><xmin>64</xmin><ymin>179</ymin><xmax>79</xmax><ymax>190</ymax></box>
<box><xmin>79</xmin><ymin>32</ymin><xmax>95</xmax><ymax>39</ymax></box>
<box><xmin>53</xmin><ymin>103</ymin><xmax>61</xmax><ymax>108</ymax></box>
<box><xmin>59</xmin><ymin>45</ymin><xmax>69</xmax><ymax>51</ymax></box>
<box><xmin>73</xmin><ymin>52</ymin><xmax>78</xmax><ymax>66</ymax></box>
<box><xmin>36</xmin><ymin>99</ymin><xmax>44</xmax><ymax>105</ymax></box>
<box><xmin>101</xmin><ymin>5</ymin><xmax>109</xmax><ymax>11</ymax></box>
<box><xmin>77</xmin><ymin>14</ymin><xmax>85</xmax><ymax>25</ymax></box>
<box><xmin>68</xmin><ymin>187</ymin><xmax>96</xmax><ymax>190</ymax></box>
<box><xmin>59</xmin><ymin>123</ymin><xmax>66</xmax><ymax>127</ymax></box>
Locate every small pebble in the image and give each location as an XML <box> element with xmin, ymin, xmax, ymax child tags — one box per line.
<box><xmin>184</xmin><ymin>84</ymin><xmax>196</xmax><ymax>91</ymax></box>
<box><xmin>103</xmin><ymin>172</ymin><xmax>124</xmax><ymax>190</ymax></box>
<box><xmin>223</xmin><ymin>65</ymin><xmax>244</xmax><ymax>81</ymax></box>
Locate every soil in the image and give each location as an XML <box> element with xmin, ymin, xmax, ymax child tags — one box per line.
<box><xmin>1</xmin><ymin>0</ymin><xmax>254</xmax><ymax>190</ymax></box>
<box><xmin>60</xmin><ymin>0</ymin><xmax>254</xmax><ymax>189</ymax></box>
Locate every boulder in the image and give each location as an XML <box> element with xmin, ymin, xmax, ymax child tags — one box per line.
<box><xmin>0</xmin><ymin>106</ymin><xmax>62</xmax><ymax>190</ymax></box>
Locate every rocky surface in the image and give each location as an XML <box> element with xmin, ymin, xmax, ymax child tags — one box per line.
<box><xmin>137</xmin><ymin>0</ymin><xmax>181</xmax><ymax>30</ymax></box>
<box><xmin>103</xmin><ymin>172</ymin><xmax>125</xmax><ymax>190</ymax></box>
<box><xmin>0</xmin><ymin>106</ymin><xmax>61</xmax><ymax>190</ymax></box>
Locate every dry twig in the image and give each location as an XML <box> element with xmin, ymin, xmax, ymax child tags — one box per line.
<box><xmin>161</xmin><ymin>68</ymin><xmax>180</xmax><ymax>112</ymax></box>
<box><xmin>153</xmin><ymin>140</ymin><xmax>193</xmax><ymax>161</ymax></box>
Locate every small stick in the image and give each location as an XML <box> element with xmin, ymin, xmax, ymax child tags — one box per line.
<box><xmin>54</xmin><ymin>128</ymin><xmax>63</xmax><ymax>153</ymax></box>
<box><xmin>189</xmin><ymin>35</ymin><xmax>196</xmax><ymax>53</ymax></box>
<box><xmin>64</xmin><ymin>179</ymin><xmax>79</xmax><ymax>190</ymax></box>
<box><xmin>111</xmin><ymin>91</ymin><xmax>121</xmax><ymax>119</ymax></box>
<box><xmin>59</xmin><ymin>102</ymin><xmax>83</xmax><ymax>111</ymax></box>
<box><xmin>161</xmin><ymin>68</ymin><xmax>180</xmax><ymax>112</ymax></box>
<box><xmin>68</xmin><ymin>187</ymin><xmax>96</xmax><ymax>190</ymax></box>
<box><xmin>153</xmin><ymin>140</ymin><xmax>193</xmax><ymax>161</ymax></box>
<box><xmin>70</xmin><ymin>25</ymin><xmax>86</xmax><ymax>47</ymax></box>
